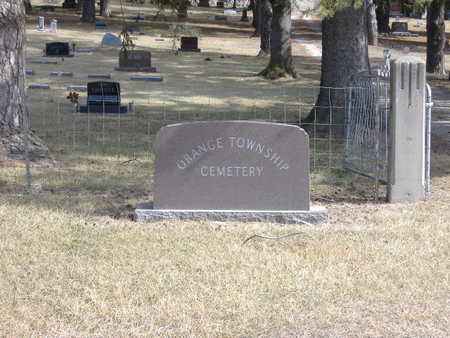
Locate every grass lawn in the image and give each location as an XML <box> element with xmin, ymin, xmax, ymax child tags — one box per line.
<box><xmin>0</xmin><ymin>2</ymin><xmax>449</xmax><ymax>336</ymax></box>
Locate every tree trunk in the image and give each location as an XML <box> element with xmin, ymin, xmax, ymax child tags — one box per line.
<box><xmin>259</xmin><ymin>0</ymin><xmax>295</xmax><ymax>79</ymax></box>
<box><xmin>367</xmin><ymin>0</ymin><xmax>378</xmax><ymax>45</ymax></box>
<box><xmin>426</xmin><ymin>0</ymin><xmax>446</xmax><ymax>75</ymax></box>
<box><xmin>306</xmin><ymin>4</ymin><xmax>370</xmax><ymax>123</ymax></box>
<box><xmin>0</xmin><ymin>1</ymin><xmax>48</xmax><ymax>160</ymax></box>
<box><xmin>252</xmin><ymin>0</ymin><xmax>262</xmax><ymax>36</ymax></box>
<box><xmin>81</xmin><ymin>0</ymin><xmax>95</xmax><ymax>23</ymax></box>
<box><xmin>24</xmin><ymin>0</ymin><xmax>32</xmax><ymax>14</ymax></box>
<box><xmin>258</xmin><ymin>0</ymin><xmax>272</xmax><ymax>56</ymax></box>
<box><xmin>177</xmin><ymin>0</ymin><xmax>188</xmax><ymax>19</ymax></box>
<box><xmin>100</xmin><ymin>0</ymin><xmax>111</xmax><ymax>17</ymax></box>
<box><xmin>375</xmin><ymin>0</ymin><xmax>390</xmax><ymax>33</ymax></box>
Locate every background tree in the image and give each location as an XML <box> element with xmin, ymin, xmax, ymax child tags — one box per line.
<box><xmin>100</xmin><ymin>0</ymin><xmax>112</xmax><ymax>17</ymax></box>
<box><xmin>307</xmin><ymin>1</ymin><xmax>370</xmax><ymax>123</ymax></box>
<box><xmin>258</xmin><ymin>0</ymin><xmax>273</xmax><ymax>56</ymax></box>
<box><xmin>426</xmin><ymin>0</ymin><xmax>446</xmax><ymax>74</ymax></box>
<box><xmin>367</xmin><ymin>0</ymin><xmax>378</xmax><ymax>45</ymax></box>
<box><xmin>81</xmin><ymin>0</ymin><xmax>96</xmax><ymax>22</ymax></box>
<box><xmin>375</xmin><ymin>0</ymin><xmax>390</xmax><ymax>33</ymax></box>
<box><xmin>260</xmin><ymin>0</ymin><xmax>296</xmax><ymax>78</ymax></box>
<box><xmin>0</xmin><ymin>1</ymin><xmax>47</xmax><ymax>159</ymax></box>
<box><xmin>24</xmin><ymin>0</ymin><xmax>32</xmax><ymax>14</ymax></box>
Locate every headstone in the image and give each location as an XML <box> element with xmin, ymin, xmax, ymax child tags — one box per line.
<box><xmin>135</xmin><ymin>121</ymin><xmax>327</xmax><ymax>224</ymax></box>
<box><xmin>79</xmin><ymin>81</ymin><xmax>127</xmax><ymax>114</ymax></box>
<box><xmin>116</xmin><ymin>50</ymin><xmax>157</xmax><ymax>72</ymax></box>
<box><xmin>179</xmin><ymin>37</ymin><xmax>201</xmax><ymax>52</ymax></box>
<box><xmin>391</xmin><ymin>22</ymin><xmax>408</xmax><ymax>33</ymax></box>
<box><xmin>101</xmin><ymin>33</ymin><xmax>122</xmax><ymax>47</ymax></box>
<box><xmin>198</xmin><ymin>0</ymin><xmax>210</xmax><ymax>7</ymax></box>
<box><xmin>45</xmin><ymin>42</ymin><xmax>73</xmax><ymax>57</ymax></box>
<box><xmin>217</xmin><ymin>1</ymin><xmax>224</xmax><ymax>8</ymax></box>
<box><xmin>62</xmin><ymin>0</ymin><xmax>77</xmax><ymax>9</ymax></box>
<box><xmin>37</xmin><ymin>16</ymin><xmax>45</xmax><ymax>31</ymax></box>
<box><xmin>50</xmin><ymin>19</ymin><xmax>58</xmax><ymax>33</ymax></box>
<box><xmin>25</xmin><ymin>69</ymin><xmax>34</xmax><ymax>76</ymax></box>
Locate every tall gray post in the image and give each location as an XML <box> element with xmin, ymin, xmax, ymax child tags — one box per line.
<box><xmin>388</xmin><ymin>57</ymin><xmax>426</xmax><ymax>202</ymax></box>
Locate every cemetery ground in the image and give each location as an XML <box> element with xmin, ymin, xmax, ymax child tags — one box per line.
<box><xmin>0</xmin><ymin>4</ymin><xmax>449</xmax><ymax>336</ymax></box>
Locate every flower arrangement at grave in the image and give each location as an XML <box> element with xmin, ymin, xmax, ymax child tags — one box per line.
<box><xmin>66</xmin><ymin>91</ymin><xmax>80</xmax><ymax>112</ymax></box>
<box><xmin>119</xmin><ymin>27</ymin><xmax>136</xmax><ymax>54</ymax></box>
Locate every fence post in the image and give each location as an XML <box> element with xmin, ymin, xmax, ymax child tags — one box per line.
<box><xmin>388</xmin><ymin>57</ymin><xmax>426</xmax><ymax>202</ymax></box>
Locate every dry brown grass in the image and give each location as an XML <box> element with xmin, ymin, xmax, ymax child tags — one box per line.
<box><xmin>0</xmin><ymin>3</ymin><xmax>449</xmax><ymax>337</ymax></box>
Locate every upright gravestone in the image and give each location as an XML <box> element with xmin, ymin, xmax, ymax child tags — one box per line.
<box><xmin>179</xmin><ymin>37</ymin><xmax>201</xmax><ymax>52</ymax></box>
<box><xmin>45</xmin><ymin>42</ymin><xmax>74</xmax><ymax>57</ymax></box>
<box><xmin>116</xmin><ymin>50</ymin><xmax>157</xmax><ymax>72</ymax></box>
<box><xmin>391</xmin><ymin>22</ymin><xmax>408</xmax><ymax>34</ymax></box>
<box><xmin>62</xmin><ymin>0</ymin><xmax>77</xmax><ymax>9</ymax></box>
<box><xmin>79</xmin><ymin>81</ymin><xmax>127</xmax><ymax>114</ymax></box>
<box><xmin>388</xmin><ymin>57</ymin><xmax>427</xmax><ymax>202</ymax></box>
<box><xmin>37</xmin><ymin>16</ymin><xmax>45</xmax><ymax>31</ymax></box>
<box><xmin>135</xmin><ymin>121</ymin><xmax>327</xmax><ymax>224</ymax></box>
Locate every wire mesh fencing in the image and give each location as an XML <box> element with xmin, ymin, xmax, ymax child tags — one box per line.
<box><xmin>0</xmin><ymin>85</ymin><xmax>387</xmax><ymax>204</ymax></box>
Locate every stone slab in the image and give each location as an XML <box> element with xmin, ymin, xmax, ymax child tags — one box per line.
<box><xmin>129</xmin><ymin>75</ymin><xmax>163</xmax><ymax>82</ymax></box>
<box><xmin>134</xmin><ymin>203</ymin><xmax>327</xmax><ymax>224</ymax></box>
<box><xmin>116</xmin><ymin>66</ymin><xmax>158</xmax><ymax>73</ymax></box>
<box><xmin>153</xmin><ymin>121</ymin><xmax>310</xmax><ymax>211</ymax></box>
<box><xmin>67</xmin><ymin>85</ymin><xmax>87</xmax><ymax>92</ymax></box>
<box><xmin>28</xmin><ymin>83</ymin><xmax>50</xmax><ymax>90</ymax></box>
<box><xmin>29</xmin><ymin>60</ymin><xmax>58</xmax><ymax>64</ymax></box>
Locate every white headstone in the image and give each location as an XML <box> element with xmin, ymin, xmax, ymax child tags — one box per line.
<box><xmin>50</xmin><ymin>19</ymin><xmax>58</xmax><ymax>33</ymax></box>
<box><xmin>38</xmin><ymin>16</ymin><xmax>45</xmax><ymax>31</ymax></box>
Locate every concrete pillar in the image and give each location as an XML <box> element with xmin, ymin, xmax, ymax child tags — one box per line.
<box><xmin>388</xmin><ymin>57</ymin><xmax>426</xmax><ymax>202</ymax></box>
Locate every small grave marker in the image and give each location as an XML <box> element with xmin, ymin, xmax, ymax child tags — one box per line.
<box><xmin>130</xmin><ymin>75</ymin><xmax>163</xmax><ymax>82</ymax></box>
<box><xmin>29</xmin><ymin>83</ymin><xmax>50</xmax><ymax>90</ymax></box>
<box><xmin>135</xmin><ymin>121</ymin><xmax>327</xmax><ymax>224</ymax></box>
<box><xmin>67</xmin><ymin>85</ymin><xmax>87</xmax><ymax>92</ymax></box>
<box><xmin>25</xmin><ymin>69</ymin><xmax>34</xmax><ymax>76</ymax></box>
<box><xmin>179</xmin><ymin>37</ymin><xmax>201</xmax><ymax>52</ymax></box>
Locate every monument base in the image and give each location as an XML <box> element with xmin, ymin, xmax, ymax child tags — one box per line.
<box><xmin>178</xmin><ymin>48</ymin><xmax>201</xmax><ymax>53</ymax></box>
<box><xmin>134</xmin><ymin>203</ymin><xmax>327</xmax><ymax>224</ymax></box>
<box><xmin>115</xmin><ymin>66</ymin><xmax>158</xmax><ymax>73</ymax></box>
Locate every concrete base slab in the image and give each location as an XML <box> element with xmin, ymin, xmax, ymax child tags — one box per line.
<box><xmin>115</xmin><ymin>66</ymin><xmax>159</xmax><ymax>73</ymax></box>
<box><xmin>178</xmin><ymin>48</ymin><xmax>202</xmax><ymax>53</ymax></box>
<box><xmin>134</xmin><ymin>203</ymin><xmax>327</xmax><ymax>224</ymax></box>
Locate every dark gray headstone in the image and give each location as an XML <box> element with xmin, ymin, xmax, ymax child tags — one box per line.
<box><xmin>154</xmin><ymin>121</ymin><xmax>310</xmax><ymax>211</ymax></box>
<box><xmin>391</xmin><ymin>22</ymin><xmax>408</xmax><ymax>33</ymax></box>
<box><xmin>118</xmin><ymin>50</ymin><xmax>154</xmax><ymax>71</ymax></box>
<box><xmin>179</xmin><ymin>37</ymin><xmax>200</xmax><ymax>52</ymax></box>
